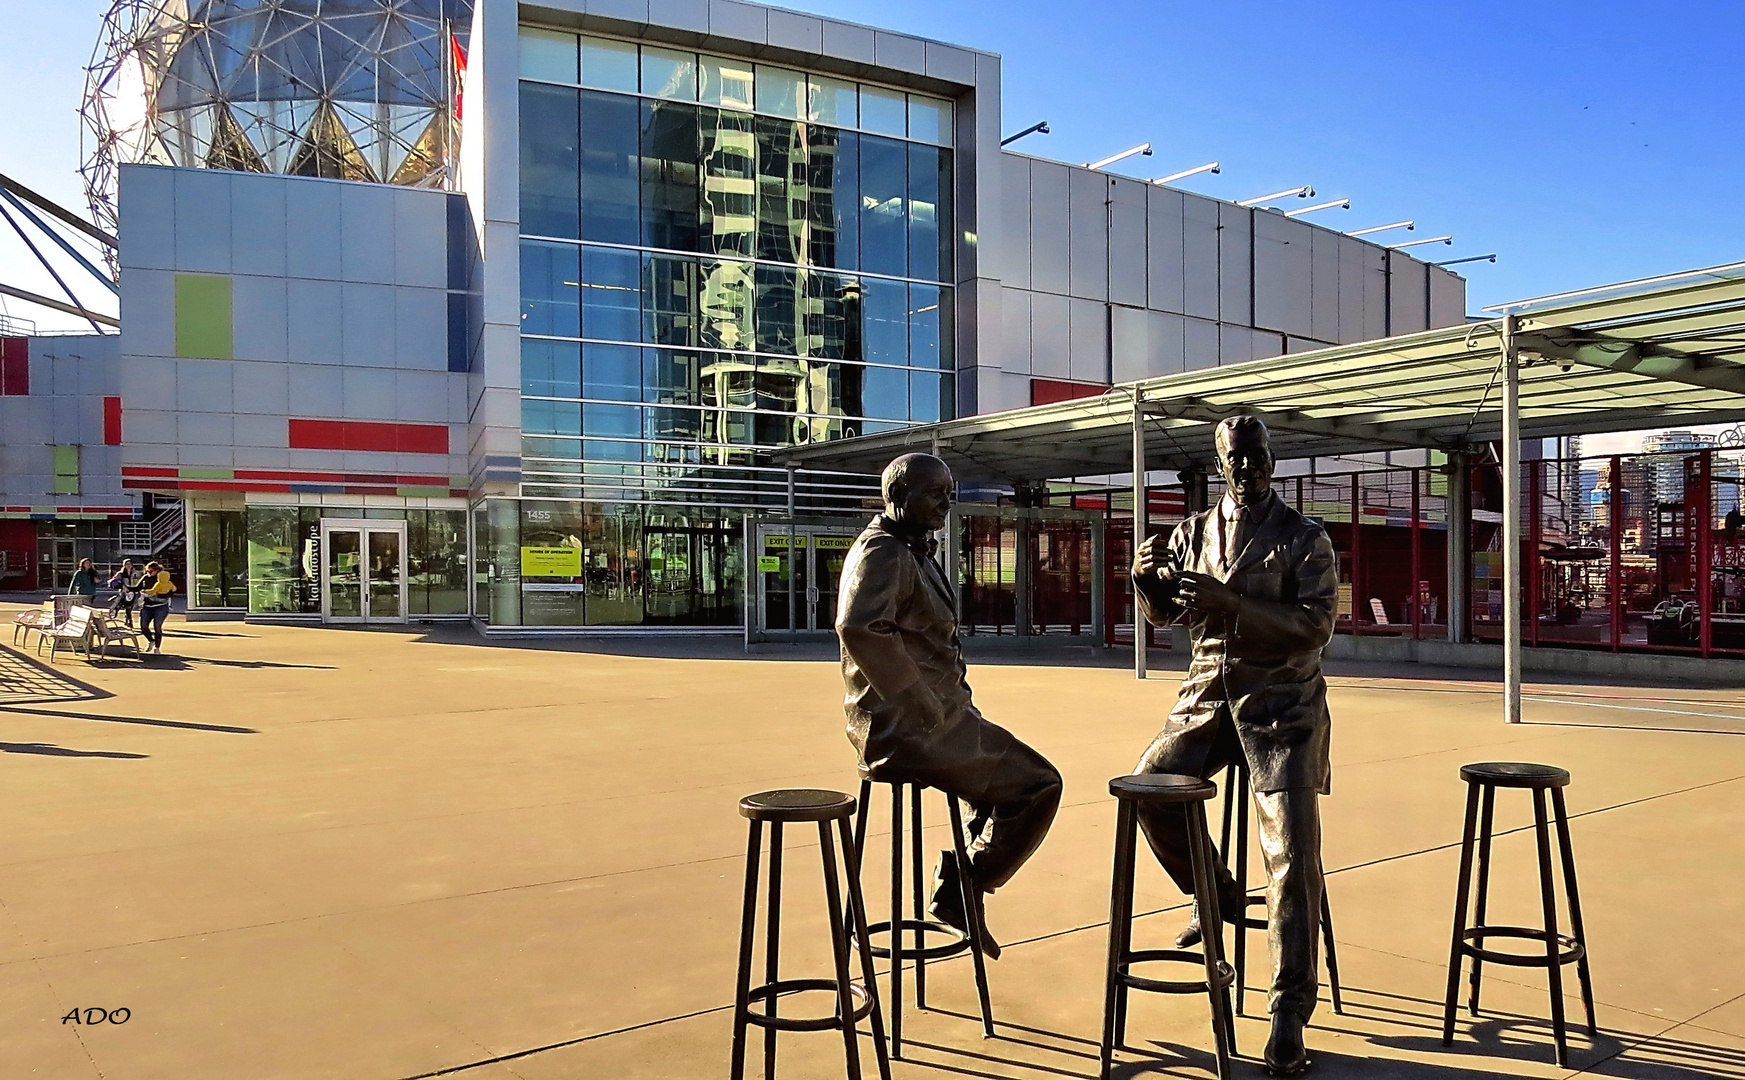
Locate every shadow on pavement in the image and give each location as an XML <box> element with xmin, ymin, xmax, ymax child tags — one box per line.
<box><xmin>1</xmin><ymin>705</ymin><xmax>255</xmax><ymax>734</ymax></box>
<box><xmin>0</xmin><ymin>742</ymin><xmax>148</xmax><ymax>759</ymax></box>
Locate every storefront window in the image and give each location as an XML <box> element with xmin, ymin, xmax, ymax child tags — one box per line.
<box><xmin>246</xmin><ymin>506</ymin><xmax>317</xmax><ymax>614</ymax></box>
<box><xmin>408</xmin><ymin>509</ymin><xmax>468</xmax><ymax>615</ymax></box>
<box><xmin>192</xmin><ymin>508</ymin><xmax>248</xmax><ymax>608</ymax></box>
<box><xmin>484</xmin><ymin>500</ymin><xmax>521</xmax><ymax>625</ymax></box>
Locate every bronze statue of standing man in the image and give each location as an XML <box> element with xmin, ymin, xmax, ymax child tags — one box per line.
<box><xmin>836</xmin><ymin>453</ymin><xmax>1063</xmax><ymax>956</ymax></box>
<box><xmin>1131</xmin><ymin>415</ymin><xmax>1338</xmax><ymax>1078</ymax></box>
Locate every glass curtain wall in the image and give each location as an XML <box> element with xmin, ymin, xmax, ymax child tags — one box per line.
<box><xmin>244</xmin><ymin>506</ymin><xmax>467</xmax><ymax>616</ymax></box>
<box><xmin>518</xmin><ymin>28</ymin><xmax>955</xmax><ymax>503</ymax></box>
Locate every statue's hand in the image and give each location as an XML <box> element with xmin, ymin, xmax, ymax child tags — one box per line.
<box><xmin>1175</xmin><ymin>570</ymin><xmax>1241</xmax><ymax>615</ymax></box>
<box><xmin>1133</xmin><ymin>534</ymin><xmax>1170</xmax><ymax>578</ymax></box>
<box><xmin>892</xmin><ymin>681</ymin><xmax>949</xmax><ymax>735</ymax></box>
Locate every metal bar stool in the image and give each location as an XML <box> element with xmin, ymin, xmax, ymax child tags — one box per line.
<box><xmin>731</xmin><ymin>789</ymin><xmax>891</xmax><ymax>1080</ymax></box>
<box><xmin>852</xmin><ymin>779</ymin><xmax>995</xmax><ymax>1058</ymax></box>
<box><xmin>1441</xmin><ymin>762</ymin><xmax>1597</xmax><ymax>1067</ymax></box>
<box><xmin>1217</xmin><ymin>760</ymin><xmax>1344</xmax><ymax>1016</ymax></box>
<box><xmin>1102</xmin><ymin>774</ymin><xmax>1237</xmax><ymax>1080</ymax></box>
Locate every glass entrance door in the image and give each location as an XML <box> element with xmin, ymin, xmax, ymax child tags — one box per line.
<box><xmin>320</xmin><ymin>519</ymin><xmax>407</xmax><ymax>624</ymax></box>
<box><xmin>753</xmin><ymin>524</ymin><xmax>860</xmax><ymax>637</ymax></box>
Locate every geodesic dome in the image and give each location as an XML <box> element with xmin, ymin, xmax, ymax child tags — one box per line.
<box><xmin>81</xmin><ymin>0</ymin><xmax>472</xmax><ymax>247</ymax></box>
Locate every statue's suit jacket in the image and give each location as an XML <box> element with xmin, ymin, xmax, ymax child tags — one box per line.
<box><xmin>837</xmin><ymin>515</ymin><xmax>1013</xmax><ymax>801</ymax></box>
<box><xmin>1135</xmin><ymin>493</ymin><xmax>1339</xmax><ymax>793</ymax></box>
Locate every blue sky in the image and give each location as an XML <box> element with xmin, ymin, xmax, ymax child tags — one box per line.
<box><xmin>2</xmin><ymin>0</ymin><xmax>1741</xmax><ymax>445</ymax></box>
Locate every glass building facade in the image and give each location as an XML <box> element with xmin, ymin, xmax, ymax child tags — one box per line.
<box><xmin>479</xmin><ymin>27</ymin><xmax>960</xmax><ymax>628</ymax></box>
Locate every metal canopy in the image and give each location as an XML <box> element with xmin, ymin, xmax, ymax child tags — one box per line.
<box><xmin>775</xmin><ymin>261</ymin><xmax>1745</xmax><ymax>484</ymax></box>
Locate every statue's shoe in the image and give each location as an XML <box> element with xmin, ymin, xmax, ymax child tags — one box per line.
<box><xmin>1174</xmin><ymin>895</ymin><xmax>1247</xmax><ymax>949</ymax></box>
<box><xmin>1264</xmin><ymin>1011</ymin><xmax>1313</xmax><ymax>1078</ymax></box>
<box><xmin>927</xmin><ymin>851</ymin><xmax>1002</xmax><ymax>960</ymax></box>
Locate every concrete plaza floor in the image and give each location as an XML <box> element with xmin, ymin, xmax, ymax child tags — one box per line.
<box><xmin>1</xmin><ymin>608</ymin><xmax>1743</xmax><ymax>1080</ymax></box>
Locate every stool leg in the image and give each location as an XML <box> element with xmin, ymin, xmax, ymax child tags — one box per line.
<box><xmin>1233</xmin><ymin>766</ymin><xmax>1251</xmax><ymax>1018</ymax></box>
<box><xmin>730</xmin><ymin>820</ymin><xmax>764</xmax><ymax>1080</ymax></box>
<box><xmin>1192</xmin><ymin>803</ymin><xmax>1236</xmax><ymax>1080</ymax></box>
<box><xmin>854</xmin><ymin>779</ymin><xmax>872</xmax><ymax>859</ymax></box>
<box><xmin>1552</xmin><ymin>788</ymin><xmax>1597</xmax><ymax>1036</ymax></box>
<box><xmin>839</xmin><ymin>816</ymin><xmax>893</xmax><ymax>1080</ymax></box>
<box><xmin>1219</xmin><ymin>763</ymin><xmax>1237</xmax><ymax>865</ymax></box>
<box><xmin>912</xmin><ymin>783</ymin><xmax>927</xmax><ymax>1009</ymax></box>
<box><xmin>1441</xmin><ymin>781</ymin><xmax>1482</xmax><ymax>1046</ymax></box>
<box><xmin>947</xmin><ymin>794</ymin><xmax>996</xmax><ymax>1038</ymax></box>
<box><xmin>819</xmin><ymin>820</ymin><xmax>865</xmax><ymax>1080</ymax></box>
<box><xmin>1468</xmin><ymin>784</ymin><xmax>1497</xmax><ymax>1016</ymax></box>
<box><xmin>1100</xmin><ymin>800</ymin><xmax>1139</xmax><ymax>1080</ymax></box>
<box><xmin>1533</xmin><ymin>789</ymin><xmax>1570</xmax><ymax>1068</ymax></box>
<box><xmin>764</xmin><ymin>822</ymin><xmax>782</xmax><ymax>1080</ymax></box>
<box><xmin>1319</xmin><ymin>865</ymin><xmax>1343</xmax><ymax>1015</ymax></box>
<box><xmin>889</xmin><ymin>784</ymin><xmax>905</xmax><ymax>1059</ymax></box>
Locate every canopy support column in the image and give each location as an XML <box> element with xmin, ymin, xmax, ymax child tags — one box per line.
<box><xmin>1501</xmin><ymin>315</ymin><xmax>1523</xmax><ymax>725</ymax></box>
<box><xmin>1446</xmin><ymin>451</ymin><xmax>1472</xmax><ymax>643</ymax></box>
<box><xmin>1133</xmin><ymin>394</ymin><xmax>1147</xmax><ymax>680</ymax></box>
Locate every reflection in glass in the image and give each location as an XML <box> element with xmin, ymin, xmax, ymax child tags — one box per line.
<box><xmin>859</xmin><ymin>85</ymin><xmax>907</xmax><ymax>137</ymax></box>
<box><xmin>754</xmin><ymin>67</ymin><xmax>805</xmax><ymax>120</ymax></box>
<box><xmin>522</xmin><ymin>338</ymin><xmax>581</xmax><ymax>397</ymax></box>
<box><xmin>641</xmin><ymin>46</ymin><xmax>697</xmax><ymax>99</ymax></box>
<box><xmin>584</xmin><ymin>342</ymin><xmax>642</xmax><ymax>401</ymax></box>
<box><xmin>807</xmin><ymin>271</ymin><xmax>858</xmax><ymax>361</ymax></box>
<box><xmin>908</xmin><ymin>95</ymin><xmax>953</xmax><ymax>145</ymax></box>
<box><xmin>367</xmin><ymin>530</ymin><xmax>402</xmax><ymax>620</ymax></box>
<box><xmin>910</xmin><ymin>370</ymin><xmax>949</xmax><ymax>424</ymax></box>
<box><xmin>520</xmin><ymin>83</ymin><xmax>579</xmax><ymax>238</ymax></box>
<box><xmin>907</xmin><ymin>143</ymin><xmax>952</xmax><ymax>283</ymax></box>
<box><xmin>756</xmin><ymin>115</ymin><xmax>806</xmax><ymax>264</ymax></box>
<box><xmin>644</xmin><ymin>252</ymin><xmax>696</xmax><ymax>345</ymax></box>
<box><xmin>908</xmin><ymin>283</ymin><xmax>944</xmax><ymax>369</ymax></box>
<box><xmin>859</xmin><ymin>135</ymin><xmax>907</xmax><ymax>278</ymax></box>
<box><xmin>581</xmin><ymin>245</ymin><xmax>641</xmax><ymax>341</ymax></box>
<box><xmin>522</xmin><ymin>399</ymin><xmax>582</xmax><ymax>436</ymax></box>
<box><xmin>698</xmin><ymin>258</ymin><xmax>755</xmax><ymax>350</ymax></box>
<box><xmin>585</xmin><ymin>402</ymin><xmax>642</xmax><ymax>441</ymax></box>
<box><xmin>520</xmin><ymin>27</ymin><xmax>578</xmax><ymax>83</ymax></box>
<box><xmin>640</xmin><ymin>100</ymin><xmax>700</xmax><ymax>252</ymax></box>
<box><xmin>485</xmin><ymin>500</ymin><xmax>520</xmax><ymax>626</ymax></box>
<box><xmin>862</xmin><ymin>277</ymin><xmax>908</xmax><ymax>366</ymax></box>
<box><xmin>862</xmin><ymin>364</ymin><xmax>908</xmax><ymax>421</ymax></box>
<box><xmin>700</xmin><ymin>55</ymin><xmax>755</xmax><ymax>110</ymax></box>
<box><xmin>646</xmin><ymin>348</ymin><xmax>701</xmax><ymax>405</ymax></box>
<box><xmin>700</xmin><ymin>108</ymin><xmax>757</xmax><ymax>257</ymax></box>
<box><xmin>808</xmin><ymin>75</ymin><xmax>857</xmax><ymax>127</ymax></box>
<box><xmin>520</xmin><ymin>241</ymin><xmax>580</xmax><ymax>336</ymax></box>
<box><xmin>754</xmin><ymin>263</ymin><xmax>801</xmax><ymax>355</ymax></box>
<box><xmin>579</xmin><ymin>90</ymin><xmax>639</xmax><ymax>244</ymax></box>
<box><xmin>586</xmin><ymin>503</ymin><xmax>645</xmax><ymax>625</ymax></box>
<box><xmin>580</xmin><ymin>37</ymin><xmax>639</xmax><ymax>93</ymax></box>
<box><xmin>327</xmin><ymin>530</ymin><xmax>362</xmax><ymax>618</ymax></box>
<box><xmin>807</xmin><ymin>127</ymin><xmax>856</xmax><ymax>270</ymax></box>
<box><xmin>756</xmin><ymin>355</ymin><xmax>808</xmax><ymax>415</ymax></box>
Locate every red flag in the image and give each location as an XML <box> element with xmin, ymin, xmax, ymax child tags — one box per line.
<box><xmin>451</xmin><ymin>33</ymin><xmax>468</xmax><ymax>122</ymax></box>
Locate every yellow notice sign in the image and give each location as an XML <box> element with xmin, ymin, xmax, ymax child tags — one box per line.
<box><xmin>521</xmin><ymin>546</ymin><xmax>582</xmax><ymax>577</ymax></box>
<box><xmin>814</xmin><ymin>536</ymin><xmax>855</xmax><ymax>550</ymax></box>
<box><xmin>757</xmin><ymin>555</ymin><xmax>782</xmax><ymax>573</ymax></box>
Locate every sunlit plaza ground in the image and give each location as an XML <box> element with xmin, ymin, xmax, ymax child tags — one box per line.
<box><xmin>1</xmin><ymin>606</ymin><xmax>1743</xmax><ymax>1080</ymax></box>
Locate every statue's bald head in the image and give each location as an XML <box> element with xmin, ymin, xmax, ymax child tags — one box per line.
<box><xmin>881</xmin><ymin>453</ymin><xmax>955</xmax><ymax>533</ymax></box>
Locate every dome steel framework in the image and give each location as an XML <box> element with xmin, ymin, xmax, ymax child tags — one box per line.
<box><xmin>80</xmin><ymin>0</ymin><xmax>471</xmax><ymax>263</ymax></box>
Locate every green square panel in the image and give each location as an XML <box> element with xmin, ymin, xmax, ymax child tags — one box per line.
<box><xmin>174</xmin><ymin>274</ymin><xmax>233</xmax><ymax>360</ymax></box>
<box><xmin>52</xmin><ymin>445</ymin><xmax>80</xmax><ymax>495</ymax></box>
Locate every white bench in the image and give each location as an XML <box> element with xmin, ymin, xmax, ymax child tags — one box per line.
<box><xmin>37</xmin><ymin>606</ymin><xmax>94</xmax><ymax>663</ymax></box>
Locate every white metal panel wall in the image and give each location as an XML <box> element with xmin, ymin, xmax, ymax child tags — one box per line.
<box><xmin>1029</xmin><ymin>290</ymin><xmax>1070</xmax><ymax>378</ymax></box>
<box><xmin>1107</xmin><ymin>177</ymin><xmax>1147</xmax><ymax>308</ymax></box>
<box><xmin>1387</xmin><ymin>251</ymin><xmax>1430</xmax><ymax>335</ymax></box>
<box><xmin>1308</xmin><ymin>226</ymin><xmax>1342</xmax><ymax>344</ymax></box>
<box><xmin>1028</xmin><ymin>161</ymin><xmax>1071</xmax><ymax>296</ymax></box>
<box><xmin>1146</xmin><ymin>186</ymin><xmax>1185</xmax><ymax>315</ymax></box>
<box><xmin>1181</xmin><ymin>193</ymin><xmax>1221</xmax><ymax>321</ymax></box>
<box><xmin>1110</xmin><ymin>305</ymin><xmax>1148</xmax><ymax>383</ymax></box>
<box><xmin>1218</xmin><ymin>204</ymin><xmax>1252</xmax><ymax>327</ymax></box>
<box><xmin>1067</xmin><ymin>170</ymin><xmax>1108</xmax><ymax>301</ymax></box>
<box><xmin>1429</xmin><ymin>266</ymin><xmax>1467</xmax><ymax>327</ymax></box>
<box><xmin>1000</xmin><ymin>154</ymin><xmax>1032</xmax><ymax>290</ymax></box>
<box><xmin>1000</xmin><ymin>288</ymin><xmax>1032</xmax><ymax>374</ymax></box>
<box><xmin>1252</xmin><ymin>212</ymin><xmax>1312</xmax><ymax>338</ymax></box>
<box><xmin>1068</xmin><ymin>297</ymin><xmax>1107</xmax><ymax>382</ymax></box>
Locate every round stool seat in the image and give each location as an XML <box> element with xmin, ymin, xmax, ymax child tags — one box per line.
<box><xmin>740</xmin><ymin>788</ymin><xmax>856</xmax><ymax>822</ymax></box>
<box><xmin>1110</xmin><ymin>773</ymin><xmax>1218</xmax><ymax>804</ymax></box>
<box><xmin>1459</xmin><ymin>762</ymin><xmax>1570</xmax><ymax>789</ymax></box>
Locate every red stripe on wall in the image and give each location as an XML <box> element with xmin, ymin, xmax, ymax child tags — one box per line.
<box><xmin>288</xmin><ymin>419</ymin><xmax>450</xmax><ymax>454</ymax></box>
<box><xmin>1030</xmin><ymin>378</ymin><xmax>1109</xmax><ymax>407</ymax></box>
<box><xmin>103</xmin><ymin>396</ymin><xmax>122</xmax><ymax>445</ymax></box>
<box><xmin>121</xmin><ymin>466</ymin><xmax>180</xmax><ymax>477</ymax></box>
<box><xmin>0</xmin><ymin>337</ymin><xmax>27</xmax><ymax>396</ymax></box>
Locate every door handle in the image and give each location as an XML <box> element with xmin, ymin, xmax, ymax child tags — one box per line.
<box><xmin>807</xmin><ymin>587</ymin><xmax>820</xmax><ymax>604</ymax></box>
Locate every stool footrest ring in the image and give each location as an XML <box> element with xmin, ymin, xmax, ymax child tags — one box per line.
<box><xmin>857</xmin><ymin>917</ymin><xmax>972</xmax><ymax>962</ymax></box>
<box><xmin>744</xmin><ymin>978</ymin><xmax>874</xmax><ymax>1032</ymax></box>
<box><xmin>1459</xmin><ymin>925</ymin><xmax>1585</xmax><ymax>968</ymax></box>
<box><xmin>1118</xmin><ymin>948</ymin><xmax>1236</xmax><ymax>995</ymax></box>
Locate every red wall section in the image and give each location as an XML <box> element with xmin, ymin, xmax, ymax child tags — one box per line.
<box><xmin>0</xmin><ymin>519</ymin><xmax>37</xmax><ymax>589</ymax></box>
<box><xmin>1030</xmin><ymin>378</ymin><xmax>1108</xmax><ymax>407</ymax></box>
<box><xmin>103</xmin><ymin>397</ymin><xmax>122</xmax><ymax>445</ymax></box>
<box><xmin>288</xmin><ymin>419</ymin><xmax>449</xmax><ymax>454</ymax></box>
<box><xmin>0</xmin><ymin>337</ymin><xmax>27</xmax><ymax>396</ymax></box>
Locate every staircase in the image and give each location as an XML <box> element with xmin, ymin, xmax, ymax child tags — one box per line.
<box><xmin>120</xmin><ymin>499</ymin><xmax>187</xmax><ymax>569</ymax></box>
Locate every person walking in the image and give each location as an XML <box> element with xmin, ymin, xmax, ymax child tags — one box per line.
<box><xmin>69</xmin><ymin>558</ymin><xmax>100</xmax><ymax>602</ymax></box>
<box><xmin>138</xmin><ymin>561</ymin><xmax>176</xmax><ymax>654</ymax></box>
<box><xmin>106</xmin><ymin>559</ymin><xmax>142</xmax><ymax>628</ymax></box>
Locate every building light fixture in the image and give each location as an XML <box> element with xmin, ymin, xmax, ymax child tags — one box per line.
<box><xmin>1434</xmin><ymin>254</ymin><xmax>1498</xmax><ymax>267</ymax></box>
<box><xmin>1346</xmin><ymin>220</ymin><xmax>1414</xmax><ymax>237</ymax></box>
<box><xmin>1084</xmin><ymin>143</ymin><xmax>1154</xmax><ymax>170</ymax></box>
<box><xmin>1237</xmin><ymin>185</ymin><xmax>1313</xmax><ymax>207</ymax></box>
<box><xmin>1000</xmin><ymin>121</ymin><xmax>1049</xmax><ymax>146</ymax></box>
<box><xmin>1282</xmin><ymin>198</ymin><xmax>1350</xmax><ymax>218</ymax></box>
<box><xmin>1151</xmin><ymin>162</ymin><xmax>1220</xmax><ymax>186</ymax></box>
<box><xmin>1387</xmin><ymin>235</ymin><xmax>1454</xmax><ymax>250</ymax></box>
